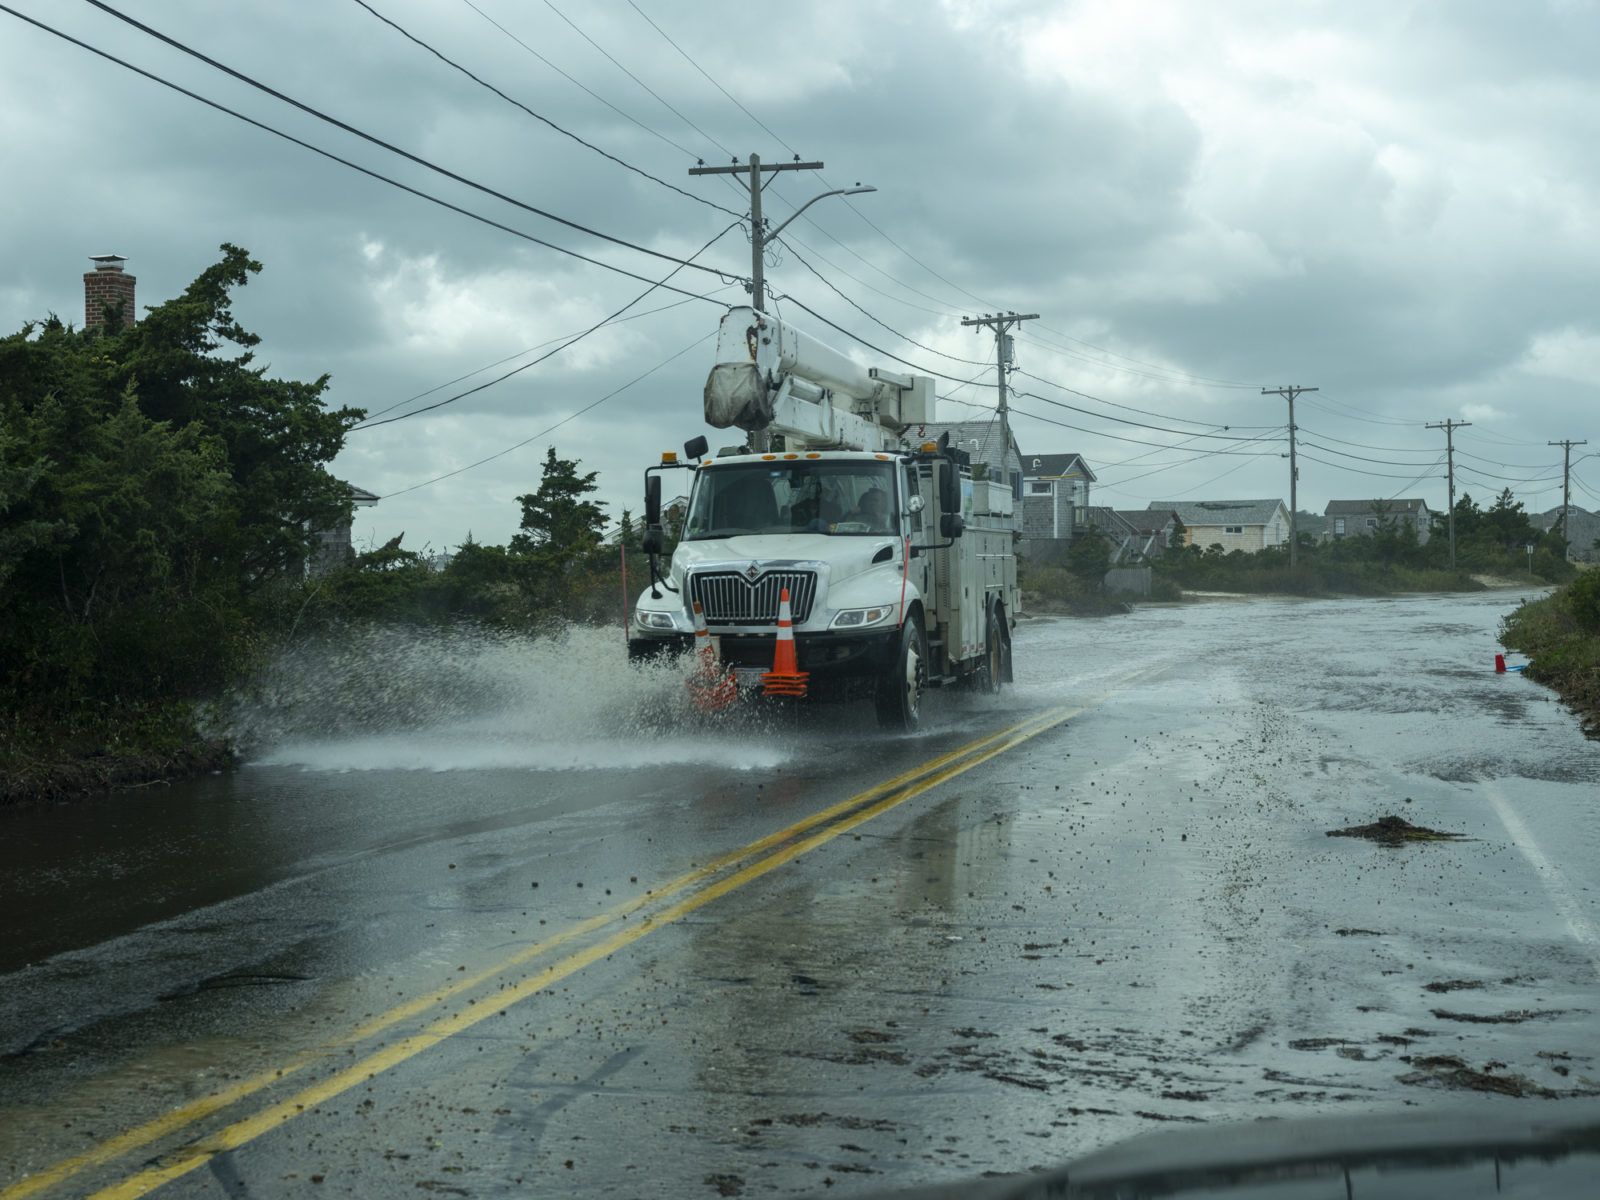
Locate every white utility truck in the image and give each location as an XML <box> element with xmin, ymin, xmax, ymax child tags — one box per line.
<box><xmin>628</xmin><ymin>306</ymin><xmax>1019</xmax><ymax>730</ymax></box>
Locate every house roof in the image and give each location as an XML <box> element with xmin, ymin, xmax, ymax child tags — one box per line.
<box><xmin>1535</xmin><ymin>506</ymin><xmax>1600</xmax><ymax>534</ymax></box>
<box><xmin>1112</xmin><ymin>509</ymin><xmax>1177</xmax><ymax>533</ymax></box>
<box><xmin>1538</xmin><ymin>506</ymin><xmax>1595</xmax><ymax>521</ymax></box>
<box><xmin>1324</xmin><ymin>498</ymin><xmax>1431</xmax><ymax>515</ymax></box>
<box><xmin>1021</xmin><ymin>452</ymin><xmax>1097</xmax><ymax>482</ymax></box>
<box><xmin>1149</xmin><ymin>499</ymin><xmax>1288</xmax><ymax>527</ymax></box>
<box><xmin>917</xmin><ymin>421</ymin><xmax>1020</xmax><ymax>466</ymax></box>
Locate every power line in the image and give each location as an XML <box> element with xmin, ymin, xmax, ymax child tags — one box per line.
<box><xmin>811</xmin><ymin>176</ymin><xmax>1267</xmax><ymax>391</ymax></box>
<box><xmin>2</xmin><ymin>5</ymin><xmax>737</xmax><ymax>303</ymax></box>
<box><xmin>1456</xmin><ymin>448</ymin><xmax>1562</xmax><ymax>470</ymax></box>
<box><xmin>356</xmin><ymin>294</ymin><xmax>708</xmax><ymax>423</ymax></box>
<box><xmin>1096</xmin><ymin>443</ymin><xmax>1277</xmax><ymax>492</ymax></box>
<box><xmin>1455</xmin><ymin>465</ymin><xmax>1561</xmax><ymax>486</ymax></box>
<box><xmin>458</xmin><ymin>0</ymin><xmax>700</xmax><ymax>160</ymax></box>
<box><xmin>349</xmin><ymin>0</ymin><xmax>743</xmax><ymax>219</ymax></box>
<box><xmin>539</xmin><ymin>0</ymin><xmax>733</xmax><ymax>160</ymax></box>
<box><xmin>1015</xmin><ymin>370</ymin><xmax>1279</xmax><ymax>431</ymax></box>
<box><xmin>1017</xmin><ymin>390</ymin><xmax>1277</xmax><ymax>444</ymax></box>
<box><xmin>1016</xmin><ymin>330</ymin><xmax>1264</xmax><ymax>391</ymax></box>
<box><xmin>781</xmin><ymin>242</ymin><xmax>1272</xmax><ymax>426</ymax></box>
<box><xmin>777</xmin><ymin>185</ymin><xmax>1265</xmax><ymax>392</ymax></box>
<box><xmin>1006</xmin><ymin>403</ymin><xmax>1285</xmax><ymax>456</ymax></box>
<box><xmin>1298</xmin><ymin>440</ymin><xmax>1443</xmax><ymax>467</ymax></box>
<box><xmin>780</xmin><ymin>175</ymin><xmax>1265</xmax><ymax>390</ymax></box>
<box><xmin>1015</xmin><ymin>331</ymin><xmax>1265</xmax><ymax>391</ymax></box>
<box><xmin>624</xmin><ymin>1</ymin><xmax>796</xmax><ymax>155</ymax></box>
<box><xmin>1154</xmin><ymin>452</ymin><xmax>1263</xmax><ymax>498</ymax></box>
<box><xmin>1381</xmin><ymin>460</ymin><xmax>1446</xmax><ymax>503</ymax></box>
<box><xmin>1091</xmin><ymin>426</ymin><xmax>1278</xmax><ymax>484</ymax></box>
<box><xmin>79</xmin><ymin>0</ymin><xmax>735</xmax><ymax>280</ymax></box>
<box><xmin>776</xmin><ymin>289</ymin><xmax>1283</xmax><ymax>452</ymax></box>
<box><xmin>1301</xmin><ymin>394</ymin><xmax>1421</xmax><ymax>428</ymax></box>
<box><xmin>782</xmin><ymin>244</ymin><xmax>990</xmax><ymax>367</ymax></box>
<box><xmin>1298</xmin><ymin>452</ymin><xmax>1444</xmax><ymax>480</ymax></box>
<box><xmin>353</xmin><ymin>222</ymin><xmax>741</xmax><ymax>429</ymax></box>
<box><xmin>1296</xmin><ymin>424</ymin><xmax>1453</xmax><ymax>456</ymax></box>
<box><xmin>380</xmin><ymin>332</ymin><xmax>715</xmax><ymax>499</ymax></box>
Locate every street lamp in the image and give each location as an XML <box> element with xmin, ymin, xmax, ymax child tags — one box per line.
<box><xmin>754</xmin><ymin>184</ymin><xmax>876</xmax><ymax>313</ymax></box>
<box><xmin>763</xmin><ymin>185</ymin><xmax>876</xmax><ymax>245</ymax></box>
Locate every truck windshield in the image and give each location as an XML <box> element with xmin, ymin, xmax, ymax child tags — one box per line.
<box><xmin>683</xmin><ymin>461</ymin><xmax>899</xmax><ymax>539</ymax></box>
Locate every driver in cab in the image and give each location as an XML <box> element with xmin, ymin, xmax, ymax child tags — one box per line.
<box><xmin>843</xmin><ymin>488</ymin><xmax>892</xmax><ymax>533</ymax></box>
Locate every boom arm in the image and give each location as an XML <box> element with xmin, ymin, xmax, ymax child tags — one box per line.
<box><xmin>703</xmin><ymin>306</ymin><xmax>935</xmax><ymax>451</ymax></box>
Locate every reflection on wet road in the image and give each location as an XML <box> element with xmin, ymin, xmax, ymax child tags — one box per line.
<box><xmin>3</xmin><ymin>592</ymin><xmax>1598</xmax><ymax>1197</ymax></box>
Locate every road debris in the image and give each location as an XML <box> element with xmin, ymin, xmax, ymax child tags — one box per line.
<box><xmin>1325</xmin><ymin>815</ymin><xmax>1466</xmax><ymax>845</ymax></box>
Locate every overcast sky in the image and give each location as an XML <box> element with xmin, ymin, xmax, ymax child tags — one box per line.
<box><xmin>5</xmin><ymin>0</ymin><xmax>1598</xmax><ymax>554</ymax></box>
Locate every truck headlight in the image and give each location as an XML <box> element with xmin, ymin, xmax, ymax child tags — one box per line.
<box><xmin>636</xmin><ymin>610</ymin><xmax>680</xmax><ymax>630</ymax></box>
<box><xmin>830</xmin><ymin>605</ymin><xmax>894</xmax><ymax>629</ymax></box>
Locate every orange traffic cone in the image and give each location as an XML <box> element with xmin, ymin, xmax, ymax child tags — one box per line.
<box><xmin>686</xmin><ymin>601</ymin><xmax>736</xmax><ymax>712</ymax></box>
<box><xmin>1495</xmin><ymin>653</ymin><xmax>1507</xmax><ymax>673</ymax></box>
<box><xmin>761</xmin><ymin>588</ymin><xmax>809</xmax><ymax>698</ymax></box>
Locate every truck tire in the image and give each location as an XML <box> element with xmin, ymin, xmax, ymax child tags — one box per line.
<box><xmin>971</xmin><ymin>606</ymin><xmax>1005</xmax><ymax>694</ymax></box>
<box><xmin>876</xmin><ymin>620</ymin><xmax>927</xmax><ymax>731</ymax></box>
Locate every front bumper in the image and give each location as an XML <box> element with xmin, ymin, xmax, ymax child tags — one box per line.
<box><xmin>628</xmin><ymin>626</ymin><xmax>899</xmax><ymax>697</ymax></box>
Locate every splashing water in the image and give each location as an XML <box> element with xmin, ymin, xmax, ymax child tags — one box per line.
<box><xmin>223</xmin><ymin>623</ymin><xmax>796</xmax><ymax>774</ymax></box>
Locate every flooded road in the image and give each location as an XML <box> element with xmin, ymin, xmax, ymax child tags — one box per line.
<box><xmin>3</xmin><ymin>591</ymin><xmax>1599</xmax><ymax>1197</ymax></box>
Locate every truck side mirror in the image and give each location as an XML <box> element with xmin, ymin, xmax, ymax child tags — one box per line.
<box><xmin>939</xmin><ymin>461</ymin><xmax>960</xmax><ymax>514</ymax></box>
<box><xmin>644</xmin><ymin>475</ymin><xmax>661</xmax><ymax>525</ymax></box>
<box><xmin>941</xmin><ymin>513</ymin><xmax>965</xmax><ymax>539</ymax></box>
<box><xmin>642</xmin><ymin>526</ymin><xmax>664</xmax><ymax>555</ymax></box>
<box><xmin>684</xmin><ymin>435</ymin><xmax>709</xmax><ymax>461</ymax></box>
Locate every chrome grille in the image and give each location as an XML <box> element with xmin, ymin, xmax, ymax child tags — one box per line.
<box><xmin>690</xmin><ymin>570</ymin><xmax>817</xmax><ymax>625</ymax></box>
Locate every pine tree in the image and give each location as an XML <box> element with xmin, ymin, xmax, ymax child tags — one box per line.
<box><xmin>509</xmin><ymin>447</ymin><xmax>608</xmax><ymax>617</ymax></box>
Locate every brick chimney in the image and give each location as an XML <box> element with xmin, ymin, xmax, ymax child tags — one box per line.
<box><xmin>84</xmin><ymin>254</ymin><xmax>136</xmax><ymax>329</ymax></box>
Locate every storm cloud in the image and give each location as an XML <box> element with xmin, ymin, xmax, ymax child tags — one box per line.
<box><xmin>4</xmin><ymin>0</ymin><xmax>1596</xmax><ymax>551</ymax></box>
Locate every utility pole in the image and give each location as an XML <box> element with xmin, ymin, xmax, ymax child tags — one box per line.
<box><xmin>962</xmin><ymin>312</ymin><xmax>1039</xmax><ymax>495</ymax></box>
<box><xmin>1549</xmin><ymin>439</ymin><xmax>1587</xmax><ymax>552</ymax></box>
<box><xmin>688</xmin><ymin>154</ymin><xmax>873</xmax><ymax>451</ymax></box>
<box><xmin>1426</xmin><ymin>419</ymin><xmax>1471</xmax><ymax>568</ymax></box>
<box><xmin>1261</xmin><ymin>386</ymin><xmax>1317</xmax><ymax>566</ymax></box>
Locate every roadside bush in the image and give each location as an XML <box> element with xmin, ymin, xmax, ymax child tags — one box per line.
<box><xmin>1567</xmin><ymin>568</ymin><xmax>1600</xmax><ymax>633</ymax></box>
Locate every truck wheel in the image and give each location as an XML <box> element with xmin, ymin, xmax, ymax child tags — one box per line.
<box><xmin>973</xmin><ymin>607</ymin><xmax>1005</xmax><ymax>694</ymax></box>
<box><xmin>876</xmin><ymin>620</ymin><xmax>927</xmax><ymax>731</ymax></box>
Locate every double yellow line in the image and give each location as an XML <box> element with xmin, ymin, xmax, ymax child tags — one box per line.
<box><xmin>8</xmin><ymin>672</ymin><xmax>1151</xmax><ymax>1200</ymax></box>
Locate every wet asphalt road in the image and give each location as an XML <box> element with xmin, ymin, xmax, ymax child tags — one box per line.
<box><xmin>2</xmin><ymin>590</ymin><xmax>1599</xmax><ymax>1198</ymax></box>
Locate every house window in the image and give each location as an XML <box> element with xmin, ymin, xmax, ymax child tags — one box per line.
<box><xmin>1030</xmin><ymin>481</ymin><xmax>1052</xmax><ymax>494</ymax></box>
<box><xmin>1334</xmin><ymin>517</ymin><xmax>1346</xmax><ymax>535</ymax></box>
<box><xmin>1365</xmin><ymin>517</ymin><xmax>1378</xmax><ymax>529</ymax></box>
<box><xmin>1224</xmin><ymin>525</ymin><xmax>1243</xmax><ymax>534</ymax></box>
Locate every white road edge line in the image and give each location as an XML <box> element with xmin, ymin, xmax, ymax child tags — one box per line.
<box><xmin>1480</xmin><ymin>778</ymin><xmax>1600</xmax><ymax>983</ymax></box>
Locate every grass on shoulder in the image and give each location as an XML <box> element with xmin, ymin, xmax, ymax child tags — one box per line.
<box><xmin>1500</xmin><ymin>568</ymin><xmax>1600</xmax><ymax>737</ymax></box>
<box><xmin>0</xmin><ymin>699</ymin><xmax>233</xmax><ymax>805</ymax></box>
<box><xmin>1157</xmin><ymin>556</ymin><xmax>1483</xmax><ymax>597</ymax></box>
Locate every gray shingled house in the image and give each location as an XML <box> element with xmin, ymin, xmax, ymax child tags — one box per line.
<box><xmin>1536</xmin><ymin>507</ymin><xmax>1600</xmax><ymax>563</ymax></box>
<box><xmin>1019</xmin><ymin>452</ymin><xmax>1095</xmax><ymax>559</ymax></box>
<box><xmin>1324</xmin><ymin>498</ymin><xmax>1433</xmax><ymax>544</ymax></box>
<box><xmin>1151</xmin><ymin>499</ymin><xmax>1291</xmax><ymax>552</ymax></box>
